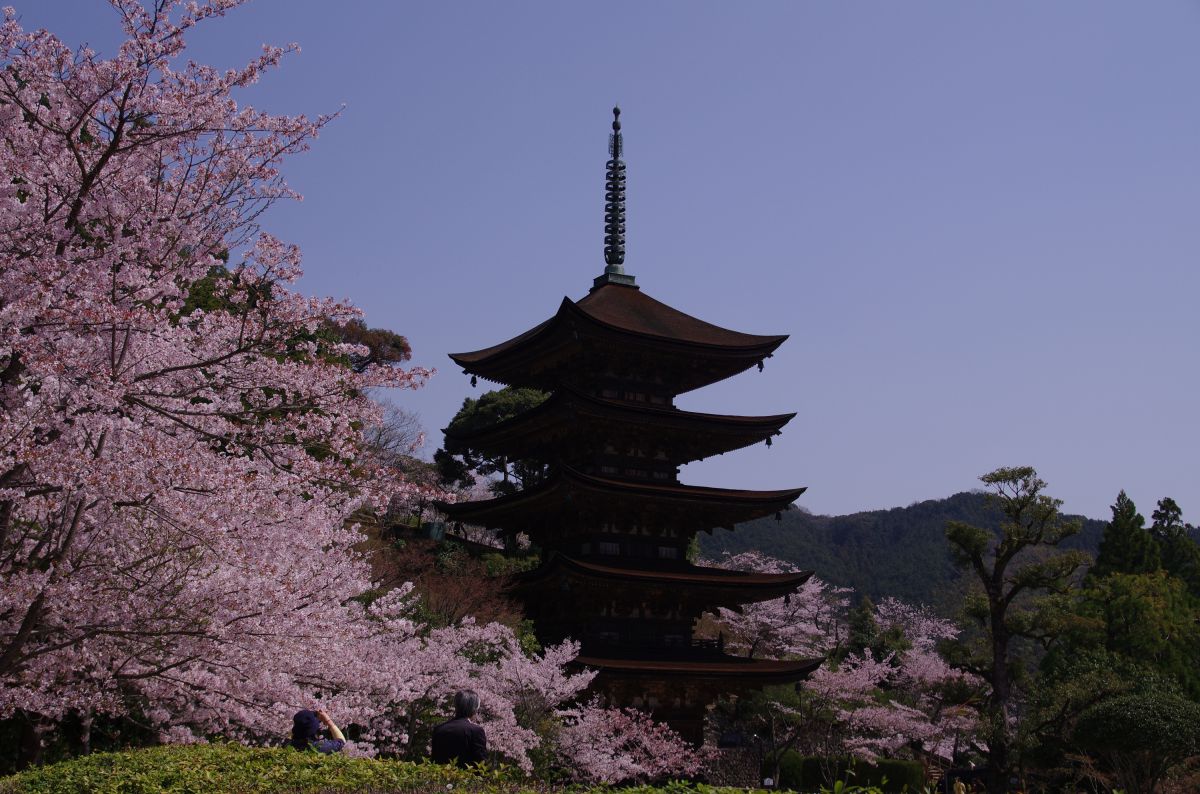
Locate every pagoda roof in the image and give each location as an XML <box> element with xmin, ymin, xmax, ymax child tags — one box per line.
<box><xmin>443</xmin><ymin>386</ymin><xmax>795</xmax><ymax>464</ymax></box>
<box><xmin>515</xmin><ymin>555</ymin><xmax>812</xmax><ymax>594</ymax></box>
<box><xmin>438</xmin><ymin>467</ymin><xmax>805</xmax><ymax>533</ymax></box>
<box><xmin>574</xmin><ymin>654</ymin><xmax>823</xmax><ymax>682</ymax></box>
<box><xmin>449</xmin><ymin>283</ymin><xmax>787</xmax><ymax>392</ymax></box>
<box><xmin>511</xmin><ymin>555</ymin><xmax>812</xmax><ymax>610</ymax></box>
<box><xmin>574</xmin><ymin>283</ymin><xmax>786</xmax><ymax>349</ymax></box>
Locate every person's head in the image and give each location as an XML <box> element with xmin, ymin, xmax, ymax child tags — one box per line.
<box><xmin>291</xmin><ymin>709</ymin><xmax>321</xmax><ymax>750</ymax></box>
<box><xmin>453</xmin><ymin>689</ymin><xmax>480</xmax><ymax>719</ymax></box>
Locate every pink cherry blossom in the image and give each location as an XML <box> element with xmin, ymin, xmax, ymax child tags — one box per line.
<box><xmin>556</xmin><ymin>698</ymin><xmax>706</xmax><ymax>784</ymax></box>
<box><xmin>703</xmin><ymin>550</ymin><xmax>850</xmax><ymax>659</ymax></box>
<box><xmin>0</xmin><ymin>3</ymin><xmax>705</xmax><ymax>779</ymax></box>
<box><xmin>704</xmin><ymin>553</ymin><xmax>981</xmax><ymax>765</ymax></box>
<box><xmin>807</xmin><ymin>600</ymin><xmax>982</xmax><ymax>763</ymax></box>
<box><xmin>0</xmin><ymin>0</ymin><xmax>427</xmax><ymax>735</ymax></box>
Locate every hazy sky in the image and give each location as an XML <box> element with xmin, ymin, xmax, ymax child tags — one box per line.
<box><xmin>19</xmin><ymin>2</ymin><xmax>1200</xmax><ymax>521</ymax></box>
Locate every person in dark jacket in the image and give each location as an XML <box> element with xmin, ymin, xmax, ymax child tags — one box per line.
<box><xmin>291</xmin><ymin>708</ymin><xmax>346</xmax><ymax>754</ymax></box>
<box><xmin>430</xmin><ymin>690</ymin><xmax>487</xmax><ymax>767</ymax></box>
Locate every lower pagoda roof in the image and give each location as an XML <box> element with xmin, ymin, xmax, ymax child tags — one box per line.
<box><xmin>513</xmin><ymin>555</ymin><xmax>813</xmax><ymax>604</ymax></box>
<box><xmin>574</xmin><ymin>654</ymin><xmax>824</xmax><ymax>683</ymax></box>
<box><xmin>438</xmin><ymin>467</ymin><xmax>805</xmax><ymax>534</ymax></box>
<box><xmin>443</xmin><ymin>386</ymin><xmax>795</xmax><ymax>465</ymax></box>
<box><xmin>512</xmin><ymin>556</ymin><xmax>813</xmax><ymax>614</ymax></box>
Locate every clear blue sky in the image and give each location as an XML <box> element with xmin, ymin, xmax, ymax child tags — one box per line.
<box><xmin>21</xmin><ymin>2</ymin><xmax>1200</xmax><ymax>521</ymax></box>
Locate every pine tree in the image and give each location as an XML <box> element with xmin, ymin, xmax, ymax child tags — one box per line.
<box><xmin>438</xmin><ymin>387</ymin><xmax>549</xmax><ymax>496</ymax></box>
<box><xmin>1090</xmin><ymin>491</ymin><xmax>1160</xmax><ymax>580</ymax></box>
<box><xmin>844</xmin><ymin>594</ymin><xmax>879</xmax><ymax>659</ymax></box>
<box><xmin>945</xmin><ymin>466</ymin><xmax>1089</xmax><ymax>794</ymax></box>
<box><xmin>1151</xmin><ymin>497</ymin><xmax>1200</xmax><ymax>599</ymax></box>
<box><xmin>1150</xmin><ymin>497</ymin><xmax>1187</xmax><ymax>539</ymax></box>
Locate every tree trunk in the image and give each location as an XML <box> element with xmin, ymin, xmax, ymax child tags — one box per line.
<box><xmin>17</xmin><ymin>716</ymin><xmax>51</xmax><ymax>771</ymax></box>
<box><xmin>79</xmin><ymin>712</ymin><xmax>93</xmax><ymax>756</ymax></box>
<box><xmin>985</xmin><ymin>605</ymin><xmax>1012</xmax><ymax>794</ymax></box>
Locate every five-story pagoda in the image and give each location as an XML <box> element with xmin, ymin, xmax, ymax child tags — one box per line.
<box><xmin>441</xmin><ymin>108</ymin><xmax>820</xmax><ymax>742</ymax></box>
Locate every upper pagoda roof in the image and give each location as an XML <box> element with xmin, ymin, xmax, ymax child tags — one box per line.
<box><xmin>443</xmin><ymin>386</ymin><xmax>795</xmax><ymax>464</ymax></box>
<box><xmin>575</xmin><ymin>283</ymin><xmax>786</xmax><ymax>349</ymax></box>
<box><xmin>448</xmin><ymin>283</ymin><xmax>787</xmax><ymax>392</ymax></box>
<box><xmin>438</xmin><ymin>466</ymin><xmax>804</xmax><ymax>534</ymax></box>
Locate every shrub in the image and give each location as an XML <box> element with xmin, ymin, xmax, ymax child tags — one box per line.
<box><xmin>774</xmin><ymin>752</ymin><xmax>924</xmax><ymax>791</ymax></box>
<box><xmin>0</xmin><ymin>744</ymin><xmax>508</xmax><ymax>794</ymax></box>
<box><xmin>0</xmin><ymin>742</ymin><xmax>770</xmax><ymax>794</ymax></box>
<box><xmin>1073</xmin><ymin>690</ymin><xmax>1200</xmax><ymax>794</ymax></box>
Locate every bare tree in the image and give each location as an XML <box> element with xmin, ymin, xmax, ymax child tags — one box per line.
<box><xmin>363</xmin><ymin>403</ymin><xmax>425</xmax><ymax>468</ymax></box>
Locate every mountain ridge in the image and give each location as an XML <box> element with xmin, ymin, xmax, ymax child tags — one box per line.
<box><xmin>699</xmin><ymin>490</ymin><xmax>1108</xmax><ymax>613</ymax></box>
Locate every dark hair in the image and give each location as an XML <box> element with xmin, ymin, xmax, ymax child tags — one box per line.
<box><xmin>453</xmin><ymin>690</ymin><xmax>480</xmax><ymax>719</ymax></box>
<box><xmin>291</xmin><ymin>710</ymin><xmax>321</xmax><ymax>750</ymax></box>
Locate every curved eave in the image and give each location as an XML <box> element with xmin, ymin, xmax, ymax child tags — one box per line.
<box><xmin>448</xmin><ymin>299</ymin><xmax>569</xmax><ymax>368</ymax></box>
<box><xmin>438</xmin><ymin>468</ymin><xmax>805</xmax><ymax>530</ymax></box>
<box><xmin>573</xmin><ymin>468</ymin><xmax>804</xmax><ymax>503</ymax></box>
<box><xmin>442</xmin><ymin>387</ymin><xmax>795</xmax><ymax>458</ymax></box>
<box><xmin>514</xmin><ymin>555</ymin><xmax>813</xmax><ymax>593</ymax></box>
<box><xmin>574</xmin><ymin>655</ymin><xmax>824</xmax><ymax>682</ymax></box>
<box><xmin>448</xmin><ymin>288</ymin><xmax>787</xmax><ymax>385</ymax></box>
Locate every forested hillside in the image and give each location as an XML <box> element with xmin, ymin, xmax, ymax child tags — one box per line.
<box><xmin>700</xmin><ymin>491</ymin><xmax>1107</xmax><ymax>611</ymax></box>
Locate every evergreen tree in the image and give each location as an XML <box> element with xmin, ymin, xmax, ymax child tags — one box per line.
<box><xmin>841</xmin><ymin>594</ymin><xmax>911</xmax><ymax>662</ymax></box>
<box><xmin>1151</xmin><ymin>497</ymin><xmax>1200</xmax><ymax>599</ymax></box>
<box><xmin>844</xmin><ymin>595</ymin><xmax>879</xmax><ymax>659</ymax></box>
<box><xmin>1150</xmin><ymin>497</ymin><xmax>1188</xmax><ymax>539</ymax></box>
<box><xmin>1086</xmin><ymin>573</ymin><xmax>1200</xmax><ymax>699</ymax></box>
<box><xmin>1090</xmin><ymin>491</ymin><xmax>1160</xmax><ymax>580</ymax></box>
<box><xmin>1024</xmin><ymin>649</ymin><xmax>1159</xmax><ymax>787</ymax></box>
<box><xmin>437</xmin><ymin>387</ymin><xmax>549</xmax><ymax>496</ymax></box>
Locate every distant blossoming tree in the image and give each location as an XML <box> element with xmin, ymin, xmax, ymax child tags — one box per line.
<box><xmin>705</xmin><ymin>553</ymin><xmax>979</xmax><ymax>775</ymax></box>
<box><xmin>807</xmin><ymin>598</ymin><xmax>981</xmax><ymax>763</ymax></box>
<box><xmin>704</xmin><ymin>550</ymin><xmax>850</xmax><ymax>659</ymax></box>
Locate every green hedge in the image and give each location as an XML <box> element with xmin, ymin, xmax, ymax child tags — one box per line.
<box><xmin>775</xmin><ymin>752</ymin><xmax>924</xmax><ymax>791</ymax></box>
<box><xmin>0</xmin><ymin>745</ymin><xmax>472</xmax><ymax>794</ymax></box>
<box><xmin>0</xmin><ymin>743</ymin><xmax>768</xmax><ymax>794</ymax></box>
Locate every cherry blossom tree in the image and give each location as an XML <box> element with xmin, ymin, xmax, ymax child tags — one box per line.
<box><xmin>807</xmin><ymin>598</ymin><xmax>981</xmax><ymax>764</ymax></box>
<box><xmin>704</xmin><ymin>553</ymin><xmax>979</xmax><ymax>778</ymax></box>
<box><xmin>0</xmin><ymin>4</ymin><xmax>706</xmax><ymax>780</ymax></box>
<box><xmin>703</xmin><ymin>550</ymin><xmax>849</xmax><ymax>659</ymax></box>
<box><xmin>555</xmin><ymin>699</ymin><xmax>705</xmax><ymax>784</ymax></box>
<box><xmin>701</xmin><ymin>551</ymin><xmax>846</xmax><ymax>781</ymax></box>
<box><xmin>322</xmin><ymin>598</ymin><xmax>595</xmax><ymax>771</ymax></box>
<box><xmin>0</xmin><ymin>0</ymin><xmax>438</xmax><ymax>757</ymax></box>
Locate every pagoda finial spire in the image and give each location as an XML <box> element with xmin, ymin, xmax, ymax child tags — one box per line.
<box><xmin>595</xmin><ymin>105</ymin><xmax>636</xmax><ymax>289</ymax></box>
